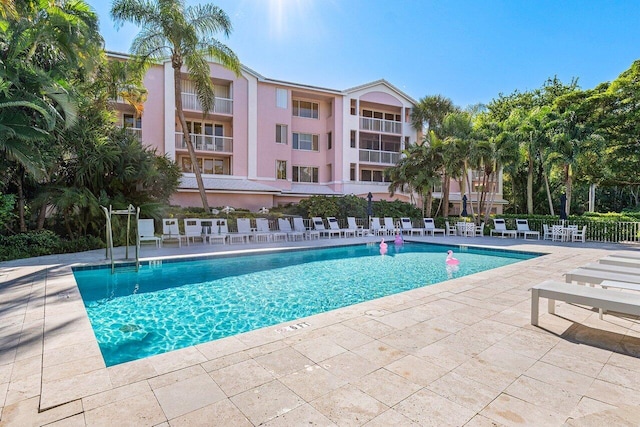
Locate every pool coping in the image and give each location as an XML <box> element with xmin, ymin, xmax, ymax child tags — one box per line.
<box><xmin>2</xmin><ymin>235</ymin><xmax>640</xmax><ymax>425</ymax></box>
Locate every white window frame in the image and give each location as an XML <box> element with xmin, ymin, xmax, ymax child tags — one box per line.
<box><xmin>292</xmin><ymin>132</ymin><xmax>319</xmax><ymax>151</ymax></box>
<box><xmin>276</xmin><ymin>88</ymin><xmax>288</xmax><ymax>109</ymax></box>
<box><xmin>292</xmin><ymin>99</ymin><xmax>319</xmax><ymax>119</ymax></box>
<box><xmin>276</xmin><ymin>160</ymin><xmax>287</xmax><ymax>180</ymax></box>
<box><xmin>276</xmin><ymin>124</ymin><xmax>287</xmax><ymax>144</ymax></box>
<box><xmin>292</xmin><ymin>165</ymin><xmax>319</xmax><ymax>183</ymax></box>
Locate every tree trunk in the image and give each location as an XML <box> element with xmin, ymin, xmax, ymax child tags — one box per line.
<box><xmin>565</xmin><ymin>164</ymin><xmax>573</xmax><ymax>216</ymax></box>
<box><xmin>442</xmin><ymin>173</ymin><xmax>450</xmax><ymax>217</ymax></box>
<box><xmin>173</xmin><ymin>64</ymin><xmax>211</xmax><ymax>212</ymax></box>
<box><xmin>527</xmin><ymin>136</ymin><xmax>534</xmax><ymax>214</ymax></box>
<box><xmin>543</xmin><ymin>168</ymin><xmax>554</xmax><ymax>215</ymax></box>
<box><xmin>16</xmin><ymin>167</ymin><xmax>26</xmax><ymax>232</ymax></box>
<box><xmin>36</xmin><ymin>203</ymin><xmax>47</xmax><ymax>230</ymax></box>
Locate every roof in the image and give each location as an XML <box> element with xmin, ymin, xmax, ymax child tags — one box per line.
<box><xmin>179</xmin><ymin>177</ymin><xmax>280</xmax><ymax>193</ymax></box>
<box><xmin>344</xmin><ymin>79</ymin><xmax>418</xmax><ymax>105</ymax></box>
<box><xmin>281</xmin><ymin>184</ymin><xmax>341</xmax><ymax>196</ymax></box>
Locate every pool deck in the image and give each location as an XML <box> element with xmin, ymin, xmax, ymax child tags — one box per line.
<box><xmin>1</xmin><ymin>235</ymin><xmax>640</xmax><ymax>426</ymax></box>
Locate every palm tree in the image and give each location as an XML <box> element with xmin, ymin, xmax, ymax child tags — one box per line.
<box><xmin>111</xmin><ymin>0</ymin><xmax>241</xmax><ymax>212</ymax></box>
<box><xmin>441</xmin><ymin>112</ymin><xmax>474</xmax><ymax>218</ymax></box>
<box><xmin>548</xmin><ymin>108</ymin><xmax>603</xmax><ymax>216</ymax></box>
<box><xmin>411</xmin><ymin>94</ymin><xmax>458</xmax><ymax>138</ymax></box>
<box><xmin>387</xmin><ymin>142</ymin><xmax>441</xmax><ymax>217</ymax></box>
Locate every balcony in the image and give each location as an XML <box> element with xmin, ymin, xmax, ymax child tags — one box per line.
<box><xmin>175</xmin><ymin>132</ymin><xmax>233</xmax><ymax>153</ymax></box>
<box><xmin>359</xmin><ymin>149</ymin><xmax>399</xmax><ymax>165</ymax></box>
<box><xmin>360</xmin><ymin>117</ymin><xmax>402</xmax><ymax>134</ymax></box>
<box><xmin>123</xmin><ymin>127</ymin><xmax>142</xmax><ymax>141</ymax></box>
<box><xmin>181</xmin><ymin>93</ymin><xmax>233</xmax><ymax>114</ymax></box>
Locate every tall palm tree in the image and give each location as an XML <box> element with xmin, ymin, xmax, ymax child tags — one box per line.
<box><xmin>111</xmin><ymin>0</ymin><xmax>241</xmax><ymax>212</ymax></box>
<box><xmin>387</xmin><ymin>142</ymin><xmax>441</xmax><ymax>217</ymax></box>
<box><xmin>548</xmin><ymin>108</ymin><xmax>602</xmax><ymax>216</ymax></box>
<box><xmin>441</xmin><ymin>112</ymin><xmax>475</xmax><ymax>219</ymax></box>
<box><xmin>411</xmin><ymin>94</ymin><xmax>458</xmax><ymax>138</ymax></box>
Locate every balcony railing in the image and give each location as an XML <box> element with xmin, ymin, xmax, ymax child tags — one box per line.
<box><xmin>175</xmin><ymin>132</ymin><xmax>233</xmax><ymax>153</ymax></box>
<box><xmin>359</xmin><ymin>149</ymin><xmax>399</xmax><ymax>165</ymax></box>
<box><xmin>360</xmin><ymin>117</ymin><xmax>402</xmax><ymax>134</ymax></box>
<box><xmin>123</xmin><ymin>127</ymin><xmax>142</xmax><ymax>141</ymax></box>
<box><xmin>181</xmin><ymin>93</ymin><xmax>233</xmax><ymax>114</ymax></box>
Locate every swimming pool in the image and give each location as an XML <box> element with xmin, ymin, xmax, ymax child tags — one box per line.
<box><xmin>73</xmin><ymin>243</ymin><xmax>539</xmax><ymax>366</ymax></box>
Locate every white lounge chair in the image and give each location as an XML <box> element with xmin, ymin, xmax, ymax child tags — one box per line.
<box><xmin>423</xmin><ymin>218</ymin><xmax>445</xmax><ymax>236</ymax></box>
<box><xmin>278</xmin><ymin>218</ymin><xmax>305</xmax><ymax>241</ymax></box>
<box><xmin>599</xmin><ymin>256</ymin><xmax>640</xmax><ymax>268</ymax></box>
<box><xmin>293</xmin><ymin>217</ymin><xmax>319</xmax><ymax>240</ymax></box>
<box><xmin>578</xmin><ymin>262</ymin><xmax>640</xmax><ymax>276</ymax></box>
<box><xmin>490</xmin><ymin>219</ymin><xmax>517</xmax><ymax>238</ymax></box>
<box><xmin>531</xmin><ymin>280</ymin><xmax>640</xmax><ymax>325</ymax></box>
<box><xmin>383</xmin><ymin>217</ymin><xmax>396</xmax><ymax>235</ymax></box>
<box><xmin>202</xmin><ymin>219</ymin><xmax>228</xmax><ymax>244</ymax></box>
<box><xmin>138</xmin><ymin>219</ymin><xmax>161</xmax><ymax>248</ymax></box>
<box><xmin>370</xmin><ymin>217</ymin><xmax>387</xmax><ymax>236</ymax></box>
<box><xmin>400</xmin><ymin>217</ymin><xmax>423</xmax><ymax>236</ymax></box>
<box><xmin>312</xmin><ymin>217</ymin><xmax>340</xmax><ymax>238</ymax></box>
<box><xmin>515</xmin><ymin>219</ymin><xmax>540</xmax><ymax>240</ymax></box>
<box><xmin>162</xmin><ymin>218</ymin><xmax>188</xmax><ymax>247</ymax></box>
<box><xmin>257</xmin><ymin>218</ymin><xmax>287</xmax><ymax>242</ymax></box>
<box><xmin>327</xmin><ymin>217</ymin><xmax>354</xmax><ymax>238</ymax></box>
<box><xmin>565</xmin><ymin>268</ymin><xmax>640</xmax><ymax>286</ymax></box>
<box><xmin>347</xmin><ymin>217</ymin><xmax>368</xmax><ymax>237</ymax></box>
<box><xmin>612</xmin><ymin>251</ymin><xmax>640</xmax><ymax>260</ymax></box>
<box><xmin>234</xmin><ymin>218</ymin><xmax>255</xmax><ymax>243</ymax></box>
<box><xmin>183</xmin><ymin>218</ymin><xmax>204</xmax><ymax>244</ymax></box>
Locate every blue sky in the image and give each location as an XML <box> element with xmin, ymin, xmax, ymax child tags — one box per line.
<box><xmin>87</xmin><ymin>0</ymin><xmax>640</xmax><ymax>107</ymax></box>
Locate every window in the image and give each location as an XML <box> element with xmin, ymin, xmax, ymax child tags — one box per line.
<box><xmin>180</xmin><ymin>156</ymin><xmax>230</xmax><ymax>175</ymax></box>
<box><xmin>350</xmin><ymin>163</ymin><xmax>356</xmax><ymax>181</ymax></box>
<box><xmin>123</xmin><ymin>114</ymin><xmax>141</xmax><ymax>129</ymax></box>
<box><xmin>350</xmin><ymin>99</ymin><xmax>356</xmax><ymax>115</ymax></box>
<box><xmin>292</xmin><ymin>166</ymin><xmax>319</xmax><ymax>183</ymax></box>
<box><xmin>276</xmin><ymin>124</ymin><xmax>287</xmax><ymax>144</ymax></box>
<box><xmin>327</xmin><ymin>132</ymin><xmax>332</xmax><ymax>150</ymax></box>
<box><xmin>327</xmin><ymin>164</ymin><xmax>332</xmax><ymax>181</ymax></box>
<box><xmin>292</xmin><ymin>132</ymin><xmax>319</xmax><ymax>151</ymax></box>
<box><xmin>276</xmin><ymin>160</ymin><xmax>287</xmax><ymax>179</ymax></box>
<box><xmin>350</xmin><ymin>130</ymin><xmax>356</xmax><ymax>148</ymax></box>
<box><xmin>276</xmin><ymin>88</ymin><xmax>288</xmax><ymax>108</ymax></box>
<box><xmin>360</xmin><ymin>168</ymin><xmax>388</xmax><ymax>183</ymax></box>
<box><xmin>292</xmin><ymin>100</ymin><xmax>319</xmax><ymax>119</ymax></box>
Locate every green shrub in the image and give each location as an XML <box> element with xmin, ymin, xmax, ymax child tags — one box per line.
<box><xmin>0</xmin><ymin>231</ymin><xmax>104</xmax><ymax>262</ymax></box>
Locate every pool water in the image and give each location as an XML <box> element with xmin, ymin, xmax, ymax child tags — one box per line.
<box><xmin>73</xmin><ymin>243</ymin><xmax>538</xmax><ymax>366</ymax></box>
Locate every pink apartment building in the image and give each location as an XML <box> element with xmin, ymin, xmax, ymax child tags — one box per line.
<box><xmin>111</xmin><ymin>52</ymin><xmax>504</xmax><ymax>214</ymax></box>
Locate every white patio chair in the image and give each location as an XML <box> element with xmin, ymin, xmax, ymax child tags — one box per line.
<box><xmin>445</xmin><ymin>221</ymin><xmax>457</xmax><ymax>236</ymax></box>
<box><xmin>475</xmin><ymin>222</ymin><xmax>485</xmax><ymax>237</ymax></box>
<box><xmin>234</xmin><ymin>218</ymin><xmax>256</xmax><ymax>243</ymax></box>
<box><xmin>138</xmin><ymin>219</ymin><xmax>161</xmax><ymax>248</ymax></box>
<box><xmin>543</xmin><ymin>224</ymin><xmax>553</xmax><ymax>240</ymax></box>
<box><xmin>572</xmin><ymin>225</ymin><xmax>587</xmax><ymax>243</ymax></box>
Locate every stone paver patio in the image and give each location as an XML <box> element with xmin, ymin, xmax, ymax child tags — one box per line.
<box><xmin>1</xmin><ymin>235</ymin><xmax>640</xmax><ymax>426</ymax></box>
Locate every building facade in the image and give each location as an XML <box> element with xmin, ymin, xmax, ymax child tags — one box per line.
<box><xmin>111</xmin><ymin>53</ymin><xmax>504</xmax><ymax>213</ymax></box>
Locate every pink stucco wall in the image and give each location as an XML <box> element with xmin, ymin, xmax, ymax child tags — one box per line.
<box><xmin>141</xmin><ymin>65</ymin><xmax>165</xmax><ymax>152</ymax></box>
<box><xmin>171</xmin><ymin>191</ymin><xmax>275</xmax><ymax>212</ymax></box>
